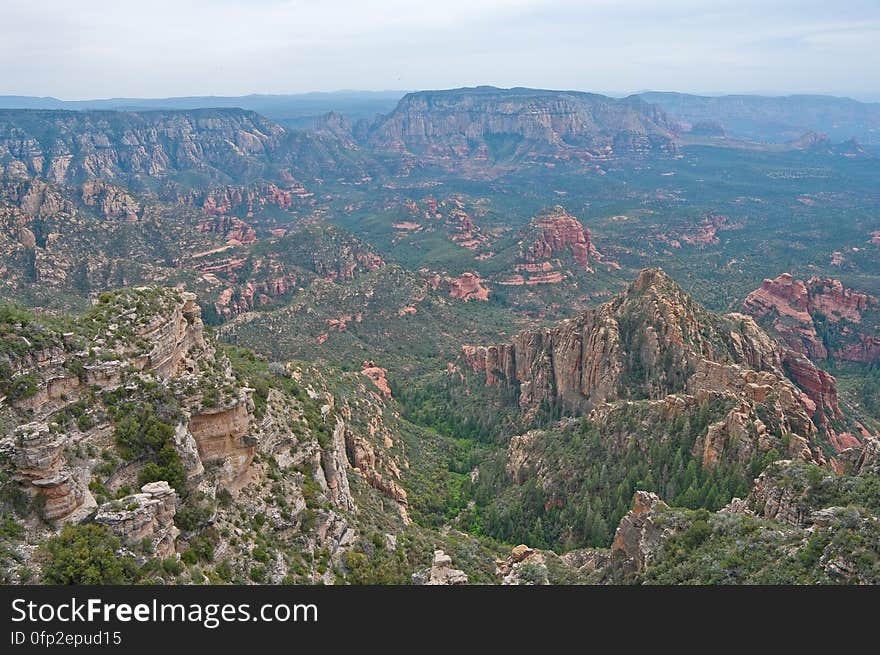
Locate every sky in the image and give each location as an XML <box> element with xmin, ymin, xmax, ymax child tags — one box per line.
<box><xmin>2</xmin><ymin>0</ymin><xmax>879</xmax><ymax>100</ymax></box>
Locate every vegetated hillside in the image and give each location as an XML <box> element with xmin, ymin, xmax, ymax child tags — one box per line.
<box><xmin>1</xmin><ymin>275</ymin><xmax>877</xmax><ymax>584</ymax></box>
<box><xmin>400</xmin><ymin>269</ymin><xmax>878</xmax><ymax>550</ymax></box>
<box><xmin>0</xmin><ymin>287</ymin><xmax>510</xmax><ymax>584</ymax></box>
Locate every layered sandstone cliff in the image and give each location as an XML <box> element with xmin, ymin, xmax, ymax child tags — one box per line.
<box><xmin>743</xmin><ymin>272</ymin><xmax>879</xmax><ymax>364</ymax></box>
<box><xmin>94</xmin><ymin>481</ymin><xmax>179</xmax><ymax>558</ymax></box>
<box><xmin>0</xmin><ymin>108</ymin><xmax>286</xmax><ymax>186</ymax></box>
<box><xmin>367</xmin><ymin>87</ymin><xmax>678</xmax><ymax>164</ymax></box>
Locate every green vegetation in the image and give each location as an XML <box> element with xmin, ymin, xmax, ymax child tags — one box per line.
<box><xmin>104</xmin><ymin>379</ymin><xmax>187</xmax><ymax>492</ymax></box>
<box><xmin>464</xmin><ymin>401</ymin><xmax>753</xmax><ymax>550</ymax></box>
<box><xmin>41</xmin><ymin>524</ymin><xmax>139</xmax><ymax>584</ymax></box>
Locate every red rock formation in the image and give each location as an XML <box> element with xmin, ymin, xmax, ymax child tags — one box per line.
<box><xmin>181</xmin><ymin>182</ymin><xmax>306</xmax><ymax>216</ymax></box>
<box><xmin>524</xmin><ymin>206</ymin><xmax>596</xmax><ymax>272</ymax></box>
<box><xmin>361</xmin><ymin>361</ymin><xmax>392</xmax><ymax>398</ymax></box>
<box><xmin>461</xmin><ymin>269</ymin><xmax>829</xmax><ymax>466</ymax></box>
<box><xmin>783</xmin><ymin>351</ymin><xmax>843</xmax><ymax>422</ymax></box>
<box><xmin>447</xmin><ymin>272</ymin><xmax>490</xmax><ymax>301</ymax></box>
<box><xmin>679</xmin><ymin>213</ymin><xmax>736</xmax><ymax>246</ymax></box>
<box><xmin>212</xmin><ymin>271</ymin><xmax>298</xmax><ymax>319</ymax></box>
<box><xmin>807</xmin><ymin>277</ymin><xmax>869</xmax><ymax>322</ymax></box>
<box><xmin>743</xmin><ymin>273</ymin><xmax>878</xmax><ymax>363</ymax></box>
<box><xmin>196</xmin><ymin>215</ymin><xmax>257</xmax><ymax>245</ymax></box>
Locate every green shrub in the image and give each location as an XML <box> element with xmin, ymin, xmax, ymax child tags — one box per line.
<box><xmin>6</xmin><ymin>374</ymin><xmax>38</xmax><ymax>402</ymax></box>
<box><xmin>42</xmin><ymin>525</ymin><xmax>138</xmax><ymax>584</ymax></box>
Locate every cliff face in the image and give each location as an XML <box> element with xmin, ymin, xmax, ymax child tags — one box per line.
<box><xmin>367</xmin><ymin>87</ymin><xmax>678</xmax><ymax>165</ymax></box>
<box><xmin>463</xmin><ymin>268</ymin><xmax>833</xmax><ymax>466</ymax></box>
<box><xmin>2</xmin><ymin>288</ymin><xmax>429</xmax><ymax>583</ymax></box>
<box><xmin>465</xmin><ymin>269</ymin><xmax>803</xmax><ymax>409</ymax></box>
<box><xmin>3</xmin><ymin>288</ymin><xmax>256</xmax><ymax>525</ymax></box>
<box><xmin>611</xmin><ymin>491</ymin><xmax>672</xmax><ymax>574</ymax></box>
<box><xmin>743</xmin><ymin>272</ymin><xmax>880</xmax><ymax>364</ymax></box>
<box><xmin>0</xmin><ymin>108</ymin><xmax>287</xmax><ymax>187</ymax></box>
<box><xmin>188</xmin><ymin>394</ymin><xmax>257</xmax><ymax>487</ymax></box>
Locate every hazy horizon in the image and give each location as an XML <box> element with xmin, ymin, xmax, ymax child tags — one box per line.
<box><xmin>3</xmin><ymin>87</ymin><xmax>880</xmax><ymax>104</ymax></box>
<box><xmin>2</xmin><ymin>1</ymin><xmax>878</xmax><ymax>102</ymax></box>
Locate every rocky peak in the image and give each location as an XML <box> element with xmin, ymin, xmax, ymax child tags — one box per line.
<box><xmin>461</xmin><ymin>268</ymin><xmax>831</xmax><ymax>469</ymax></box>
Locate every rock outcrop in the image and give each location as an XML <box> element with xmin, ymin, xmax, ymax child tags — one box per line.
<box><xmin>80</xmin><ymin>179</ymin><xmax>140</xmax><ymax>221</ymax></box>
<box><xmin>495</xmin><ymin>544</ymin><xmax>549</xmax><ymax>585</ymax></box>
<box><xmin>611</xmin><ymin>491</ymin><xmax>671</xmax><ymax>574</ymax></box>
<box><xmin>94</xmin><ymin>481</ymin><xmax>179</xmax><ymax>558</ymax></box>
<box><xmin>782</xmin><ymin>351</ymin><xmax>843</xmax><ymax>421</ymax></box>
<box><xmin>748</xmin><ymin>462</ymin><xmax>812</xmax><ymax>527</ymax></box>
<box><xmin>743</xmin><ymin>273</ymin><xmax>879</xmax><ymax>364</ymax></box>
<box><xmin>498</xmin><ymin>206</ymin><xmax>617</xmax><ymax>286</ymax></box>
<box><xmin>461</xmin><ymin>268</ymin><xmax>828</xmax><ymax>467</ymax></box>
<box><xmin>446</xmin><ymin>272</ymin><xmax>490</xmax><ymax>301</ymax></box>
<box><xmin>413</xmin><ymin>550</ymin><xmax>468</xmax><ymax>585</ymax></box>
<box><xmin>523</xmin><ymin>206</ymin><xmax>598</xmax><ymax>271</ymax></box>
<box><xmin>361</xmin><ymin>361</ymin><xmax>392</xmax><ymax>398</ymax></box>
<box><xmin>196</xmin><ymin>215</ymin><xmax>257</xmax><ymax>245</ymax></box>
<box><xmin>188</xmin><ymin>392</ymin><xmax>256</xmax><ymax>487</ymax></box>
<box><xmin>320</xmin><ymin>417</ymin><xmax>356</xmax><ymax>512</ymax></box>
<box><xmin>344</xmin><ymin>429</ymin><xmax>409</xmax><ymax>522</ymax></box>
<box><xmin>10</xmin><ymin>423</ymin><xmax>94</xmax><ymax>523</ymax></box>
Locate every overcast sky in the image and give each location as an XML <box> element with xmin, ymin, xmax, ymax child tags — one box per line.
<box><xmin>2</xmin><ymin>0</ymin><xmax>879</xmax><ymax>100</ymax></box>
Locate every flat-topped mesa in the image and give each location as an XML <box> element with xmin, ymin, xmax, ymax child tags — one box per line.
<box><xmin>0</xmin><ymin>108</ymin><xmax>287</xmax><ymax>185</ymax></box>
<box><xmin>743</xmin><ymin>272</ymin><xmax>879</xmax><ymax>364</ymax></box>
<box><xmin>367</xmin><ymin>87</ymin><xmax>679</xmax><ymax>163</ymax></box>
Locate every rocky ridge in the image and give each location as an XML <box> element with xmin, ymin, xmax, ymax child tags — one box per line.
<box><xmin>462</xmin><ymin>268</ymin><xmax>832</xmax><ymax>466</ymax></box>
<box><xmin>743</xmin><ymin>272</ymin><xmax>880</xmax><ymax>364</ymax></box>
